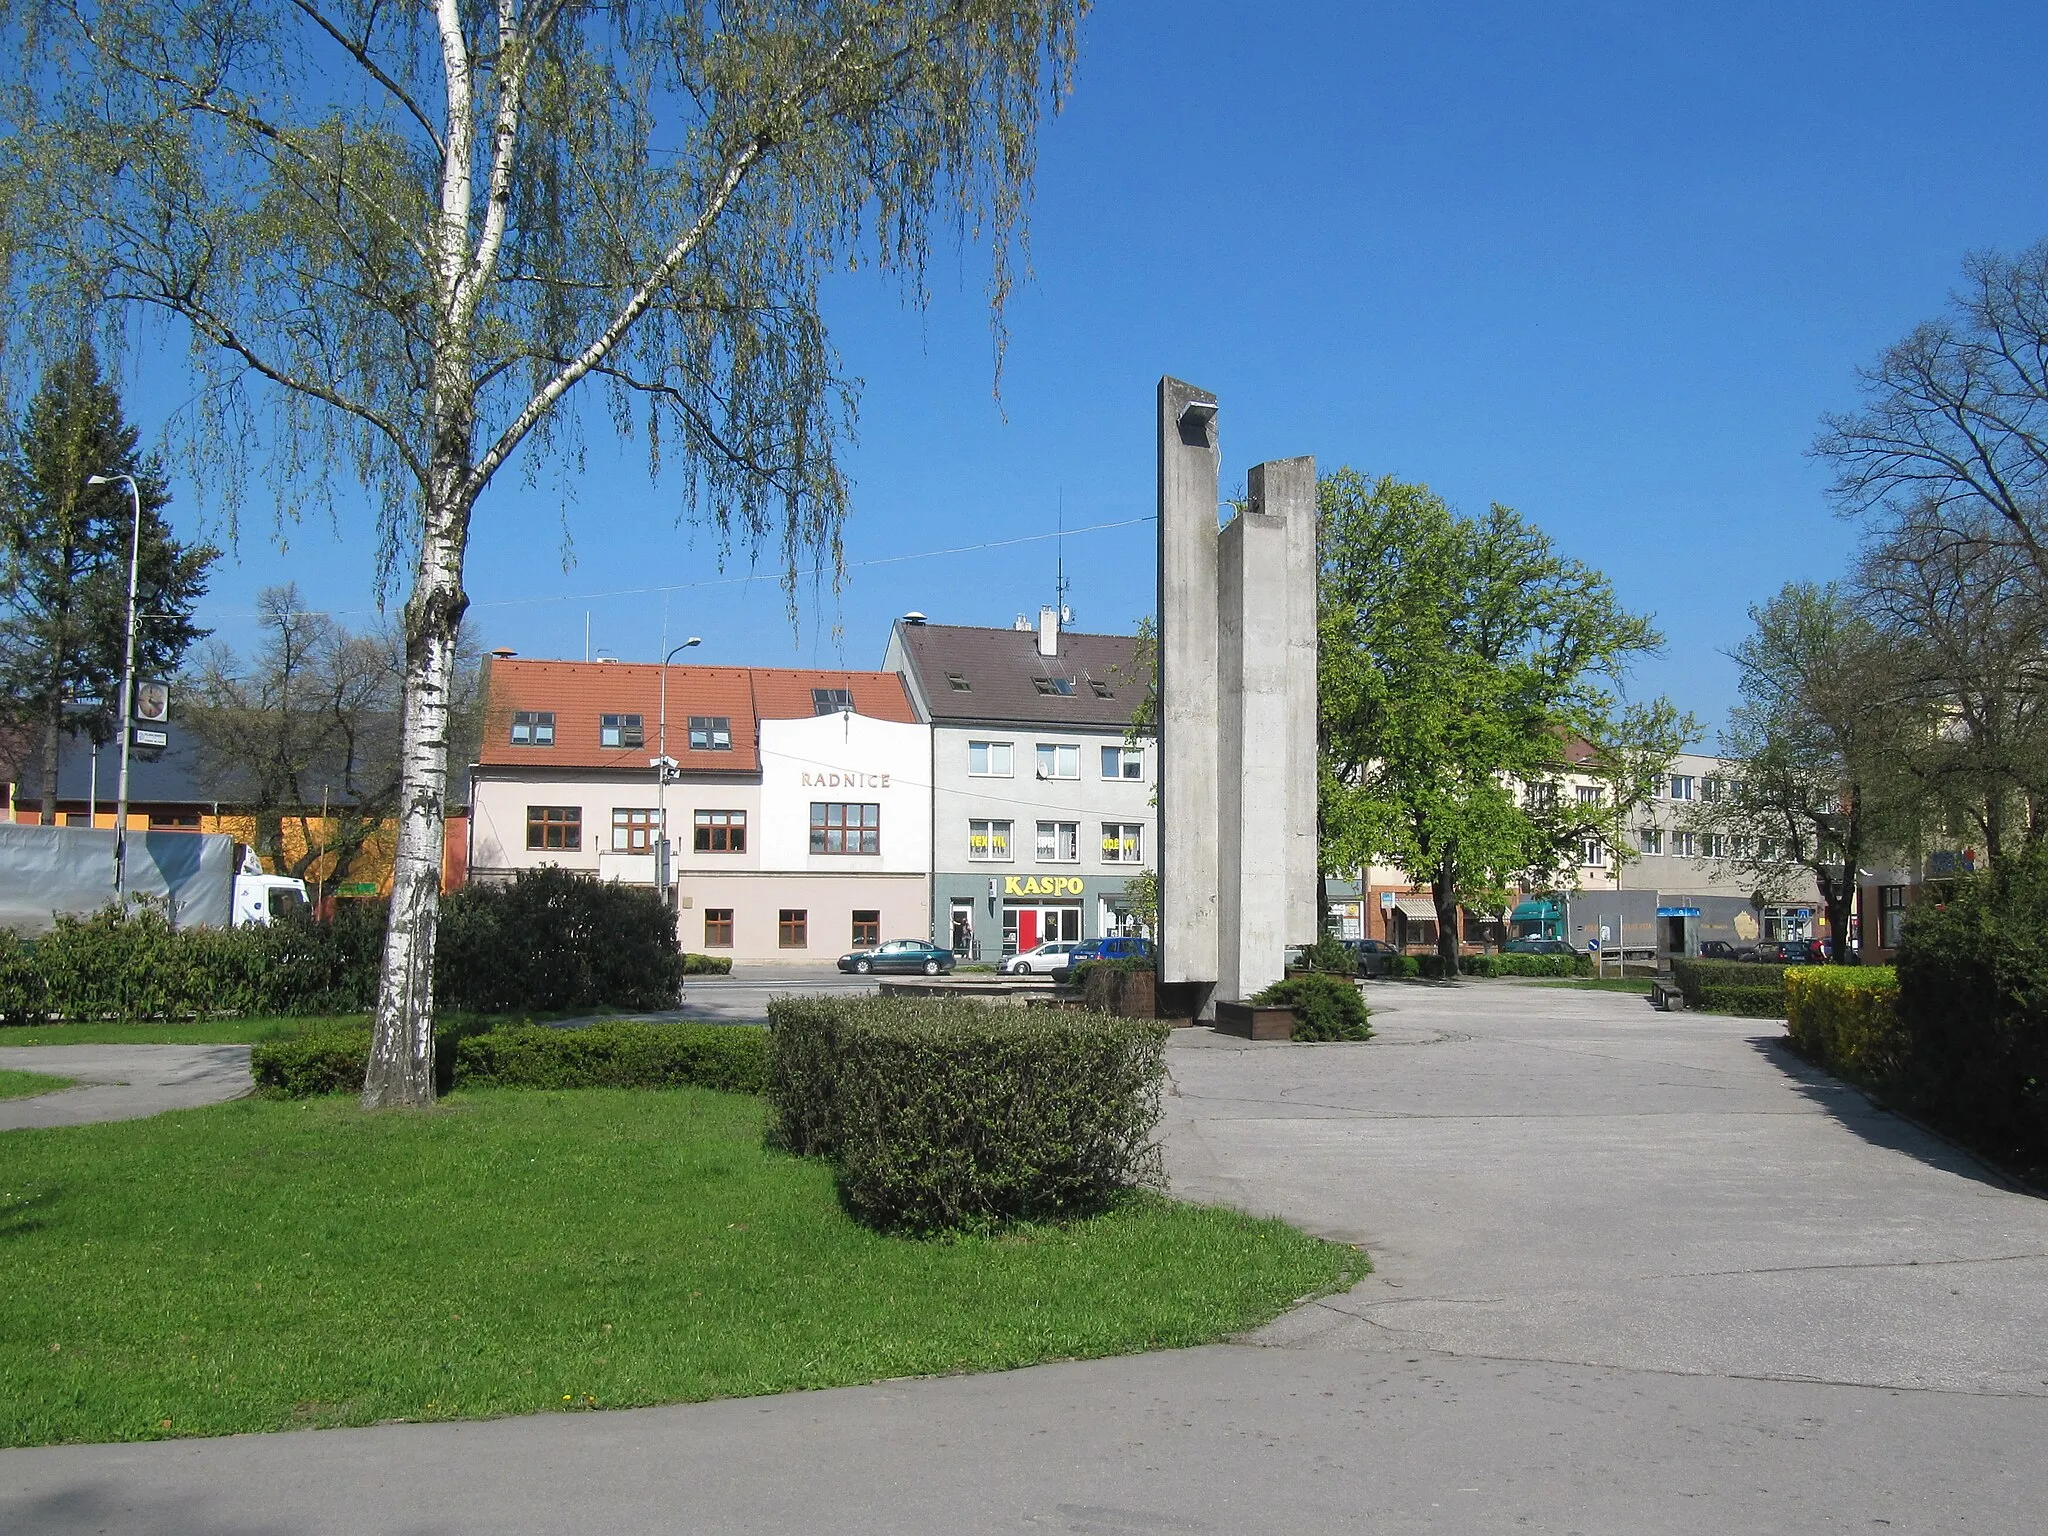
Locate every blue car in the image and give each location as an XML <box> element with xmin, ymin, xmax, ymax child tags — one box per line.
<box><xmin>1056</xmin><ymin>935</ymin><xmax>1154</xmax><ymax>977</ymax></box>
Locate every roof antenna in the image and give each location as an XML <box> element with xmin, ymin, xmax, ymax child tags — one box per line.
<box><xmin>1055</xmin><ymin>487</ymin><xmax>1073</xmax><ymax>626</ymax></box>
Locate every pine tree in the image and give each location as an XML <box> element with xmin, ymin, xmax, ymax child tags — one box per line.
<box><xmin>0</xmin><ymin>345</ymin><xmax>216</xmax><ymax>821</ymax></box>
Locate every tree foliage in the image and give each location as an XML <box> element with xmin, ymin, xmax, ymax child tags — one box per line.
<box><xmin>0</xmin><ymin>344</ymin><xmax>214</xmax><ymax>820</ymax></box>
<box><xmin>0</xmin><ymin>0</ymin><xmax>1085</xmax><ymax>1105</ymax></box>
<box><xmin>1317</xmin><ymin>470</ymin><xmax>1686</xmax><ymax>970</ymax></box>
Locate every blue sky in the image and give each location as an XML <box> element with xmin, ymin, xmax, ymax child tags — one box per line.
<box><xmin>120</xmin><ymin>0</ymin><xmax>2048</xmax><ymax>737</ymax></box>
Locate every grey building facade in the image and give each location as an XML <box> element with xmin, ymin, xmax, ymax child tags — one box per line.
<box><xmin>883</xmin><ymin>611</ymin><xmax>1154</xmax><ymax>964</ymax></box>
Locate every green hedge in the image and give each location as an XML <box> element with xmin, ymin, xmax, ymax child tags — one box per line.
<box><xmin>1252</xmin><ymin>973</ymin><xmax>1372</xmax><ymax>1041</ymax></box>
<box><xmin>455</xmin><ymin>1022</ymin><xmax>767</xmax><ymax>1093</ymax></box>
<box><xmin>766</xmin><ymin>996</ymin><xmax>1167</xmax><ymax>1232</ymax></box>
<box><xmin>1460</xmin><ymin>953</ymin><xmax>1592</xmax><ymax>978</ymax></box>
<box><xmin>1785</xmin><ymin>967</ymin><xmax>1902</xmax><ymax>1079</ymax></box>
<box><xmin>252</xmin><ymin>1019</ymin><xmax>765</xmax><ymax>1098</ymax></box>
<box><xmin>0</xmin><ymin>868</ymin><xmax>683</xmax><ymax>1023</ymax></box>
<box><xmin>681</xmin><ymin>953</ymin><xmax>733</xmax><ymax>975</ymax></box>
<box><xmin>1893</xmin><ymin>849</ymin><xmax>2048</xmax><ymax>1170</ymax></box>
<box><xmin>1671</xmin><ymin>957</ymin><xmax>1788</xmax><ymax>1015</ymax></box>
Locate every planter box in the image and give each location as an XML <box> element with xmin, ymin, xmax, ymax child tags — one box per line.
<box><xmin>1083</xmin><ymin>967</ymin><xmax>1157</xmax><ymax>1020</ymax></box>
<box><xmin>1212</xmin><ymin>1001</ymin><xmax>1297</xmax><ymax>1041</ymax></box>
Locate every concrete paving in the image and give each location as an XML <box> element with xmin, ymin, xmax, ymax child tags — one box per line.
<box><xmin>0</xmin><ymin>1043</ymin><xmax>252</xmax><ymax>1130</ymax></box>
<box><xmin>4</xmin><ymin>984</ymin><xmax>2046</xmax><ymax>1533</ymax></box>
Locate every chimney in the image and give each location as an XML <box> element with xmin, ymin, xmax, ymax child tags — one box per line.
<box><xmin>1036</xmin><ymin>605</ymin><xmax>1059</xmax><ymax>658</ymax></box>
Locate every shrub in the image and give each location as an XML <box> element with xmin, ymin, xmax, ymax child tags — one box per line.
<box><xmin>249</xmin><ymin>1018</ymin><xmax>493</xmax><ymax>1097</ymax></box>
<box><xmin>766</xmin><ymin>996</ymin><xmax>1168</xmax><ymax>1232</ymax></box>
<box><xmin>435</xmin><ymin>867</ymin><xmax>685</xmax><ymax>1012</ymax></box>
<box><xmin>1671</xmin><ymin>957</ymin><xmax>1788</xmax><ymax>1015</ymax></box>
<box><xmin>1785</xmin><ymin>967</ymin><xmax>1902</xmax><ymax>1079</ymax></box>
<box><xmin>1893</xmin><ymin>849</ymin><xmax>2048</xmax><ymax>1169</ymax></box>
<box><xmin>1459</xmin><ymin>953</ymin><xmax>1590</xmax><ymax>978</ymax></box>
<box><xmin>1294</xmin><ymin>934</ymin><xmax>1358</xmax><ymax>975</ymax></box>
<box><xmin>1252</xmin><ymin>973</ymin><xmax>1372</xmax><ymax>1042</ymax></box>
<box><xmin>455</xmin><ymin>1022</ymin><xmax>768</xmax><ymax>1093</ymax></box>
<box><xmin>681</xmin><ymin>953</ymin><xmax>733</xmax><ymax>975</ymax></box>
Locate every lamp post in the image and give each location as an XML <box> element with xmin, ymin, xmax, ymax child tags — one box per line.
<box><xmin>652</xmin><ymin>637</ymin><xmax>702</xmax><ymax>903</ymax></box>
<box><xmin>85</xmin><ymin>472</ymin><xmax>143</xmax><ymax>900</ymax></box>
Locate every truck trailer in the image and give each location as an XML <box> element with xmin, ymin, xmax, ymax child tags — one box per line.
<box><xmin>0</xmin><ymin>823</ymin><xmax>309</xmax><ymax>936</ymax></box>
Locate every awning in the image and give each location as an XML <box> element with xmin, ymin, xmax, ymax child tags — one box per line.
<box><xmin>1391</xmin><ymin>896</ymin><xmax>1439</xmax><ymax>921</ymax></box>
<box><xmin>1510</xmin><ymin>898</ymin><xmax>1561</xmax><ymax>922</ymax></box>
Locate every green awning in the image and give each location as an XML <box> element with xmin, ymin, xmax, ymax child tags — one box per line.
<box><xmin>1510</xmin><ymin>898</ymin><xmax>1561</xmax><ymax>922</ymax></box>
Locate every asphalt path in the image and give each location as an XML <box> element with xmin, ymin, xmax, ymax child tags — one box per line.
<box><xmin>4</xmin><ymin>984</ymin><xmax>2045</xmax><ymax>1534</ymax></box>
<box><xmin>0</xmin><ymin>1044</ymin><xmax>252</xmax><ymax>1131</ymax></box>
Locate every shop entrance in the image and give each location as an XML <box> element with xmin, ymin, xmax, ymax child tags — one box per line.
<box><xmin>1006</xmin><ymin>903</ymin><xmax>1081</xmax><ymax>955</ymax></box>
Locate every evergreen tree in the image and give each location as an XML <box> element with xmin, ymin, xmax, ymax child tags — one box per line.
<box><xmin>0</xmin><ymin>345</ymin><xmax>215</xmax><ymax>820</ymax></box>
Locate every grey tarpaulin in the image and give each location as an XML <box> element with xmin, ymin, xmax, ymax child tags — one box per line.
<box><xmin>0</xmin><ymin>823</ymin><xmax>237</xmax><ymax>934</ymax></box>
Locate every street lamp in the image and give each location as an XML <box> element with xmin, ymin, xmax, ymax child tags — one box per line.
<box><xmin>85</xmin><ymin>472</ymin><xmax>143</xmax><ymax>900</ymax></box>
<box><xmin>651</xmin><ymin>637</ymin><xmax>702</xmax><ymax>901</ymax></box>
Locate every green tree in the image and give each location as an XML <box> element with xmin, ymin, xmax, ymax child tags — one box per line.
<box><xmin>0</xmin><ymin>345</ymin><xmax>214</xmax><ymax>821</ymax></box>
<box><xmin>1317</xmin><ymin>471</ymin><xmax>1685</xmax><ymax>974</ymax></box>
<box><xmin>1686</xmin><ymin>584</ymin><xmax>1922</xmax><ymax>964</ymax></box>
<box><xmin>1</xmin><ymin>0</ymin><xmax>1084</xmax><ymax>1105</ymax></box>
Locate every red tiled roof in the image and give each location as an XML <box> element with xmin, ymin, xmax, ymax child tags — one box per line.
<box><xmin>476</xmin><ymin>659</ymin><xmax>915</xmax><ymax>772</ymax></box>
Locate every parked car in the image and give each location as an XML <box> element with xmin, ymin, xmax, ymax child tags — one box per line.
<box><xmin>1504</xmin><ymin>937</ymin><xmax>1578</xmax><ymax>956</ymax></box>
<box><xmin>1697</xmin><ymin>940</ymin><xmax>1757</xmax><ymax>962</ymax></box>
<box><xmin>1343</xmin><ymin>937</ymin><xmax>1402</xmax><ymax>977</ymax></box>
<box><xmin>1004</xmin><ymin>940</ymin><xmax>1078</xmax><ymax>976</ymax></box>
<box><xmin>837</xmin><ymin>939</ymin><xmax>956</xmax><ymax>975</ymax></box>
<box><xmin>1752</xmin><ymin>941</ymin><xmax>1815</xmax><ymax>965</ymax></box>
<box><xmin>1056</xmin><ymin>935</ymin><xmax>1155</xmax><ymax>976</ymax></box>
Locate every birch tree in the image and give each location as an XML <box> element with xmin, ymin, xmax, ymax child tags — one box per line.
<box><xmin>0</xmin><ymin>0</ymin><xmax>1084</xmax><ymax>1104</ymax></box>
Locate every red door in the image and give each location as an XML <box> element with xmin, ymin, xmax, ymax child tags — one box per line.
<box><xmin>1018</xmin><ymin>909</ymin><xmax>1039</xmax><ymax>951</ymax></box>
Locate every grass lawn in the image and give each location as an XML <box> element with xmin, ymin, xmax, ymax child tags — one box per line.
<box><xmin>0</xmin><ymin>1068</ymin><xmax>74</xmax><ymax>1099</ymax></box>
<box><xmin>0</xmin><ymin>1088</ymin><xmax>1359</xmax><ymax>1447</ymax></box>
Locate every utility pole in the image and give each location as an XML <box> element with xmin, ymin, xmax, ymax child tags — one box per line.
<box><xmin>86</xmin><ymin>472</ymin><xmax>143</xmax><ymax>900</ymax></box>
<box><xmin>652</xmin><ymin>637</ymin><xmax>702</xmax><ymax>904</ymax></box>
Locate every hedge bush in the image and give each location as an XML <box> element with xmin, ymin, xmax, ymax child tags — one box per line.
<box><xmin>1252</xmin><ymin>973</ymin><xmax>1372</xmax><ymax>1041</ymax></box>
<box><xmin>253</xmin><ymin>1019</ymin><xmax>764</xmax><ymax>1098</ymax></box>
<box><xmin>1459</xmin><ymin>953</ymin><xmax>1591</xmax><ymax>978</ymax></box>
<box><xmin>435</xmin><ymin>867</ymin><xmax>684</xmax><ymax>1012</ymax></box>
<box><xmin>766</xmin><ymin>996</ymin><xmax>1167</xmax><ymax>1232</ymax></box>
<box><xmin>1293</xmin><ymin>934</ymin><xmax>1360</xmax><ymax>975</ymax></box>
<box><xmin>455</xmin><ymin>1022</ymin><xmax>767</xmax><ymax>1093</ymax></box>
<box><xmin>681</xmin><ymin>953</ymin><xmax>734</xmax><ymax>975</ymax></box>
<box><xmin>1671</xmin><ymin>957</ymin><xmax>1788</xmax><ymax>1016</ymax></box>
<box><xmin>1893</xmin><ymin>849</ymin><xmax>2048</xmax><ymax>1170</ymax></box>
<box><xmin>1785</xmin><ymin>967</ymin><xmax>1903</xmax><ymax>1080</ymax></box>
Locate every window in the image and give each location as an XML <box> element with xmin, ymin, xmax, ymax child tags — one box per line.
<box><xmin>525</xmin><ymin>805</ymin><xmax>581</xmax><ymax>850</ymax></box>
<box><xmin>778</xmin><ymin>909</ymin><xmax>807</xmax><ymax>948</ymax></box>
<box><xmin>612</xmin><ymin>808</ymin><xmax>660</xmax><ymax>852</ymax></box>
<box><xmin>1035</xmin><ymin>743</ymin><xmax>1079</xmax><ymax>779</ymax></box>
<box><xmin>149</xmin><ymin>810</ymin><xmax>201</xmax><ymax>828</ymax></box>
<box><xmin>968</xmin><ymin>818</ymin><xmax>1012</xmax><ymax>861</ymax></box>
<box><xmin>688</xmin><ymin>716</ymin><xmax>732</xmax><ymax>751</ymax></box>
<box><xmin>1732</xmin><ymin>835</ymin><xmax>1753</xmax><ymax>859</ymax></box>
<box><xmin>1671</xmin><ymin>831</ymin><xmax>1697</xmax><ymax>857</ymax></box>
<box><xmin>1576</xmin><ymin>784</ymin><xmax>1604</xmax><ymax>806</ymax></box>
<box><xmin>1702</xmin><ymin>777</ymin><xmax>1725</xmax><ymax>804</ymax></box>
<box><xmin>946</xmin><ymin>672</ymin><xmax>971</xmax><ymax>691</ymax></box>
<box><xmin>703</xmin><ymin>909</ymin><xmax>734</xmax><ymax>948</ymax></box>
<box><xmin>811</xmin><ymin>802</ymin><xmax>880</xmax><ymax>854</ymax></box>
<box><xmin>1102</xmin><ymin>822</ymin><xmax>1144</xmax><ymax>863</ymax></box>
<box><xmin>1526</xmin><ymin>781</ymin><xmax>1557</xmax><ymax>809</ymax></box>
<box><xmin>811</xmin><ymin>687</ymin><xmax>854</xmax><ymax>715</ymax></box>
<box><xmin>693</xmin><ymin>809</ymin><xmax>746</xmax><ymax>852</ymax></box>
<box><xmin>1580</xmin><ymin>838</ymin><xmax>1607</xmax><ymax>868</ymax></box>
<box><xmin>1669</xmin><ymin>774</ymin><xmax>1695</xmax><ymax>801</ymax></box>
<box><xmin>1703</xmin><ymin>833</ymin><xmax>1728</xmax><ymax>858</ymax></box>
<box><xmin>1639</xmin><ymin>827</ymin><xmax>1663</xmax><ymax>856</ymax></box>
<box><xmin>511</xmin><ymin>710</ymin><xmax>555</xmax><ymax>746</ymax></box>
<box><xmin>968</xmin><ymin>740</ymin><xmax>1013</xmax><ymax>777</ymax></box>
<box><xmin>1036</xmin><ymin>821</ymin><xmax>1080</xmax><ymax>862</ymax></box>
<box><xmin>1101</xmin><ymin>746</ymin><xmax>1142</xmax><ymax>780</ymax></box>
<box><xmin>851</xmin><ymin>909</ymin><xmax>881</xmax><ymax>947</ymax></box>
<box><xmin>1032</xmin><ymin>676</ymin><xmax>1076</xmax><ymax>696</ymax></box>
<box><xmin>1089</xmin><ymin>679</ymin><xmax>1115</xmax><ymax>699</ymax></box>
<box><xmin>599</xmin><ymin>713</ymin><xmax>644</xmax><ymax>749</ymax></box>
<box><xmin>1881</xmin><ymin>886</ymin><xmax>1907</xmax><ymax>948</ymax></box>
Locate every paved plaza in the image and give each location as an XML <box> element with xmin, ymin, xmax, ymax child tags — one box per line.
<box><xmin>4</xmin><ymin>983</ymin><xmax>2044</xmax><ymax>1533</ymax></box>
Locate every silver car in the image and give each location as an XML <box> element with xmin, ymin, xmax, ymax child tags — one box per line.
<box><xmin>1005</xmin><ymin>941</ymin><xmax>1078</xmax><ymax>975</ymax></box>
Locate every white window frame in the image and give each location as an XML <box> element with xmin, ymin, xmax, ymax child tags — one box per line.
<box><xmin>1669</xmin><ymin>774</ymin><xmax>1696</xmax><ymax>802</ymax></box>
<box><xmin>1100</xmin><ymin>745</ymin><xmax>1142</xmax><ymax>780</ymax></box>
<box><xmin>1035</xmin><ymin>742</ymin><xmax>1080</xmax><ymax>780</ymax></box>
<box><xmin>967</xmin><ymin>740</ymin><xmax>1013</xmax><ymax>777</ymax></box>
<box><xmin>1036</xmin><ymin>820</ymin><xmax>1080</xmax><ymax>863</ymax></box>
<box><xmin>1638</xmin><ymin>827</ymin><xmax>1664</xmax><ymax>856</ymax></box>
<box><xmin>968</xmin><ymin>818</ymin><xmax>1014</xmax><ymax>862</ymax></box>
<box><xmin>1101</xmin><ymin>822</ymin><xmax>1144</xmax><ymax>864</ymax></box>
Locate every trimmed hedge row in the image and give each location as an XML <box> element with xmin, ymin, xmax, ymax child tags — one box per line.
<box><xmin>251</xmin><ymin>1019</ymin><xmax>767</xmax><ymax>1098</ymax></box>
<box><xmin>767</xmin><ymin>996</ymin><xmax>1167</xmax><ymax>1233</ymax></box>
<box><xmin>1459</xmin><ymin>953</ymin><xmax>1592</xmax><ymax>978</ymax></box>
<box><xmin>682</xmin><ymin>953</ymin><xmax>734</xmax><ymax>975</ymax></box>
<box><xmin>1671</xmin><ymin>957</ymin><xmax>1788</xmax><ymax>1017</ymax></box>
<box><xmin>1785</xmin><ymin>967</ymin><xmax>1902</xmax><ymax>1079</ymax></box>
<box><xmin>0</xmin><ymin>867</ymin><xmax>684</xmax><ymax>1022</ymax></box>
<box><xmin>1252</xmin><ymin>973</ymin><xmax>1373</xmax><ymax>1041</ymax></box>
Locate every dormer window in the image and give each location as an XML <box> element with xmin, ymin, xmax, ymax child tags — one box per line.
<box><xmin>811</xmin><ymin>687</ymin><xmax>854</xmax><ymax>715</ymax></box>
<box><xmin>1032</xmin><ymin>677</ymin><xmax>1075</xmax><ymax>697</ymax></box>
<box><xmin>599</xmin><ymin>713</ymin><xmax>644</xmax><ymax>748</ymax></box>
<box><xmin>946</xmin><ymin>672</ymin><xmax>971</xmax><ymax>691</ymax></box>
<box><xmin>689</xmin><ymin>716</ymin><xmax>733</xmax><ymax>751</ymax></box>
<box><xmin>510</xmin><ymin>710</ymin><xmax>555</xmax><ymax>746</ymax></box>
<box><xmin>1088</xmin><ymin>679</ymin><xmax>1114</xmax><ymax>699</ymax></box>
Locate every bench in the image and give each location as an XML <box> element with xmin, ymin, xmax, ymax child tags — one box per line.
<box><xmin>1650</xmin><ymin>978</ymin><xmax>1686</xmax><ymax>1011</ymax></box>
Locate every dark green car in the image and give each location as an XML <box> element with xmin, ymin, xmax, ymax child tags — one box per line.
<box><xmin>837</xmin><ymin>939</ymin><xmax>956</xmax><ymax>975</ymax></box>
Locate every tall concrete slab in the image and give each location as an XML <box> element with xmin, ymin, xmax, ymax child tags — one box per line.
<box><xmin>1216</xmin><ymin>471</ymin><xmax>1295</xmax><ymax>1003</ymax></box>
<box><xmin>1157</xmin><ymin>377</ymin><xmax>1219</xmax><ymax>988</ymax></box>
<box><xmin>1270</xmin><ymin>456</ymin><xmax>1320</xmax><ymax>947</ymax></box>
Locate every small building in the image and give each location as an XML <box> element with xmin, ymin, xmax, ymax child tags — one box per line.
<box><xmin>883</xmin><ymin>608</ymin><xmax>1154</xmax><ymax>963</ymax></box>
<box><xmin>467</xmin><ymin>658</ymin><xmax>930</xmax><ymax>962</ymax></box>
